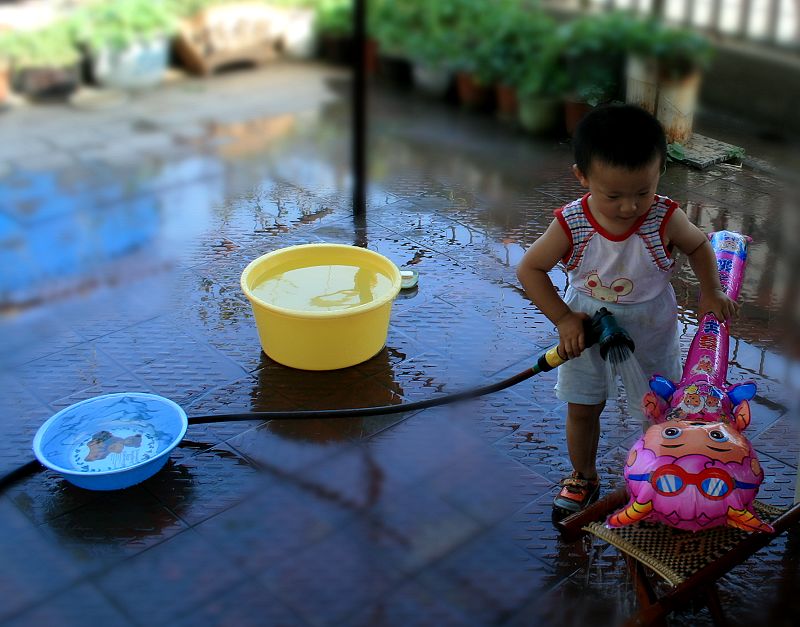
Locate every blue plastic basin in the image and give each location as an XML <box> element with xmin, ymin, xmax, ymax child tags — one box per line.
<box><xmin>33</xmin><ymin>393</ymin><xmax>187</xmax><ymax>490</ymax></box>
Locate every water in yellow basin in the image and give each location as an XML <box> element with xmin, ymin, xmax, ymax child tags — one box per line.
<box><xmin>251</xmin><ymin>264</ymin><xmax>395</xmax><ymax>312</ymax></box>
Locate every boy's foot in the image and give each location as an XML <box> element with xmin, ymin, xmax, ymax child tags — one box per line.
<box><xmin>553</xmin><ymin>471</ymin><xmax>600</xmax><ymax>515</ymax></box>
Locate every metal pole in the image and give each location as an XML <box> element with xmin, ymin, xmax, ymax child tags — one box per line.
<box><xmin>352</xmin><ymin>0</ymin><xmax>366</xmax><ymax>218</ymax></box>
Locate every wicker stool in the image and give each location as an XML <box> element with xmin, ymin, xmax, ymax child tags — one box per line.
<box><xmin>559</xmin><ymin>488</ymin><xmax>800</xmax><ymax>626</ymax></box>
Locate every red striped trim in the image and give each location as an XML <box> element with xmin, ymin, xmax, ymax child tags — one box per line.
<box><xmin>658</xmin><ymin>198</ymin><xmax>678</xmax><ymax>261</ymax></box>
<box><xmin>581</xmin><ymin>193</ymin><xmax>655</xmax><ymax>242</ymax></box>
<box><xmin>554</xmin><ymin>206</ymin><xmax>573</xmax><ymax>265</ymax></box>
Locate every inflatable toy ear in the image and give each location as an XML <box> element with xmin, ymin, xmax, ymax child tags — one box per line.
<box><xmin>649</xmin><ymin>376</ymin><xmax>676</xmax><ymax>401</ymax></box>
<box><xmin>728</xmin><ymin>381</ymin><xmax>757</xmax><ymax>405</ymax></box>
<box><xmin>642</xmin><ymin>391</ymin><xmax>669</xmax><ymax>424</ymax></box>
<box><xmin>732</xmin><ymin>400</ymin><xmax>751</xmax><ymax>431</ymax></box>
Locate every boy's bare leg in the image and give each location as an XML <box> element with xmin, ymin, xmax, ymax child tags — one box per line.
<box><xmin>566</xmin><ymin>401</ymin><xmax>605</xmax><ymax>479</ymax></box>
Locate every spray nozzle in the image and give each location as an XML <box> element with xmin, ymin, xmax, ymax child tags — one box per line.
<box><xmin>584</xmin><ymin>308</ymin><xmax>635</xmax><ymax>361</ymax></box>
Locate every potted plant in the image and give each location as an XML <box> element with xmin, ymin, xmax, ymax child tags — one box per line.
<box><xmin>558</xmin><ymin>12</ymin><xmax>629</xmax><ymax>135</ymax></box>
<box><xmin>479</xmin><ymin>3</ymin><xmax>556</xmax><ymax>120</ymax></box>
<box><xmin>395</xmin><ymin>1</ymin><xmax>455</xmax><ymax>98</ymax></box>
<box><xmin>445</xmin><ymin>0</ymin><xmax>495</xmax><ymax>111</ymax></box>
<box><xmin>369</xmin><ymin>0</ymin><xmax>423</xmax><ymax>83</ymax></box>
<box><xmin>624</xmin><ymin>18</ymin><xmax>713</xmax><ymax>143</ymax></box>
<box><xmin>312</xmin><ymin>0</ymin><xmax>355</xmax><ymax>65</ymax></box>
<box><xmin>0</xmin><ymin>24</ymin><xmax>81</xmax><ymax>101</ymax></box>
<box><xmin>72</xmin><ymin>0</ymin><xmax>176</xmax><ymax>90</ymax></box>
<box><xmin>0</xmin><ymin>58</ymin><xmax>9</xmax><ymax>107</ymax></box>
<box><xmin>516</xmin><ymin>31</ymin><xmax>568</xmax><ymax>135</ymax></box>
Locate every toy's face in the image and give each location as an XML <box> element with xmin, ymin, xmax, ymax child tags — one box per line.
<box><xmin>642</xmin><ymin>419</ymin><xmax>750</xmax><ymax>464</ymax></box>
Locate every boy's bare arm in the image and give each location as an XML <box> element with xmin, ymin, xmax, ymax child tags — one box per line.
<box><xmin>666</xmin><ymin>208</ymin><xmax>740</xmax><ymax>321</ymax></box>
<box><xmin>517</xmin><ymin>219</ymin><xmax>588</xmax><ymax>358</ymax></box>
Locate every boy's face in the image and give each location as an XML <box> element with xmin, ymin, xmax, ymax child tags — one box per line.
<box><xmin>573</xmin><ymin>157</ymin><xmax>662</xmax><ymax>225</ymax></box>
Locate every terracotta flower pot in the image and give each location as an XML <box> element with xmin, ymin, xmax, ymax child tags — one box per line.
<box><xmin>13</xmin><ymin>65</ymin><xmax>80</xmax><ymax>101</ymax></box>
<box><xmin>365</xmin><ymin>38</ymin><xmax>378</xmax><ymax>75</ymax></box>
<box><xmin>564</xmin><ymin>100</ymin><xmax>594</xmax><ymax>136</ymax></box>
<box><xmin>495</xmin><ymin>84</ymin><xmax>518</xmax><ymax>119</ymax></box>
<box><xmin>456</xmin><ymin>72</ymin><xmax>493</xmax><ymax>112</ymax></box>
<box><xmin>0</xmin><ymin>64</ymin><xmax>9</xmax><ymax>106</ymax></box>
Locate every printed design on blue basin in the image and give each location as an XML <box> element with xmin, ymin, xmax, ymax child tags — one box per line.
<box><xmin>38</xmin><ymin>394</ymin><xmax>182</xmax><ymax>473</ymax></box>
<box><xmin>75</xmin><ymin>428</ymin><xmax>156</xmax><ymax>472</ymax></box>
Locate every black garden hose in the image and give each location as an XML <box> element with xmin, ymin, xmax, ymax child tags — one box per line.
<box><xmin>0</xmin><ymin>308</ymin><xmax>633</xmax><ymax>493</ymax></box>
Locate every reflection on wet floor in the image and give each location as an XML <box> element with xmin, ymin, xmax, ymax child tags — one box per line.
<box><xmin>0</xmin><ymin>64</ymin><xmax>798</xmax><ymax>626</ymax></box>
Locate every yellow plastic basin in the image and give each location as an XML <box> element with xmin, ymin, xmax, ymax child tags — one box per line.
<box><xmin>241</xmin><ymin>243</ymin><xmax>402</xmax><ymax>370</ymax></box>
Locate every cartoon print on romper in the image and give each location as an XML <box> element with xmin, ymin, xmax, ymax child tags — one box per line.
<box><xmin>584</xmin><ymin>273</ymin><xmax>633</xmax><ymax>302</ymax></box>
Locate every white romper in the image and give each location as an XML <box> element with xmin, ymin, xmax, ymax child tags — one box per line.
<box><xmin>553</xmin><ymin>193</ymin><xmax>682</xmax><ymax>405</ymax></box>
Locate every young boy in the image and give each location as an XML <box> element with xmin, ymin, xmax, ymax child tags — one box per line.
<box><xmin>516</xmin><ymin>105</ymin><xmax>739</xmax><ymax>515</ymax></box>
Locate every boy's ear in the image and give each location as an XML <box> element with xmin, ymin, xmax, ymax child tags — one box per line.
<box><xmin>572</xmin><ymin>164</ymin><xmax>589</xmax><ymax>187</ymax></box>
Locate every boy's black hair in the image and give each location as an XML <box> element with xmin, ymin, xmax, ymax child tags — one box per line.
<box><xmin>573</xmin><ymin>104</ymin><xmax>667</xmax><ymax>175</ymax></box>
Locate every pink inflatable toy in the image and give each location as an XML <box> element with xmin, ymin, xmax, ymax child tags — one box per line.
<box><xmin>608</xmin><ymin>231</ymin><xmax>773</xmax><ymax>533</ymax></box>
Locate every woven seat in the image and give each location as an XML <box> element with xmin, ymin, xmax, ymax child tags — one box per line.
<box><xmin>583</xmin><ymin>500</ymin><xmax>786</xmax><ymax>587</ymax></box>
<box><xmin>559</xmin><ymin>488</ymin><xmax>800</xmax><ymax>626</ymax></box>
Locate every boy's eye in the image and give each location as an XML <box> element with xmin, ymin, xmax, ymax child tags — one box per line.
<box><xmin>607</xmin><ymin>195</ymin><xmax>619</xmax><ymax>200</ymax></box>
<box><xmin>638</xmin><ymin>192</ymin><xmax>650</xmax><ymax>196</ymax></box>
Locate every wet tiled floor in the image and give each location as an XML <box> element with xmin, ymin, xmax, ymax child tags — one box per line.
<box><xmin>0</xmin><ymin>63</ymin><xmax>798</xmax><ymax>626</ymax></box>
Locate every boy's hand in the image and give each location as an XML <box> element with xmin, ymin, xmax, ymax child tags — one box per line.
<box><xmin>700</xmin><ymin>288</ymin><xmax>740</xmax><ymax>322</ymax></box>
<box><xmin>556</xmin><ymin>311</ymin><xmax>590</xmax><ymax>359</ymax></box>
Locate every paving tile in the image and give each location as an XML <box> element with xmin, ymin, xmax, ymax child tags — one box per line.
<box><xmin>3</xmin><ymin>582</ymin><xmax>133</xmax><ymax>627</ymax></box>
<box><xmin>194</xmin><ymin>481</ymin><xmax>350</xmax><ymax>576</ymax></box>
<box><xmin>47</xmin><ymin>370</ymin><xmax>153</xmax><ymax>413</ymax></box>
<box><xmin>360</xmin><ymin>409</ymin><xmax>488</xmax><ymax>487</ymax></box>
<box><xmin>96</xmin><ymin>529</ymin><xmax>243</xmax><ymax>625</ymax></box>
<box><xmin>16</xmin><ymin>343</ymin><xmax>126</xmax><ymax>406</ymax></box>
<box><xmin>40</xmin><ymin>486</ymin><xmax>187</xmax><ymax>574</ymax></box>
<box><xmin>143</xmin><ymin>443</ymin><xmax>261</xmax><ymax>526</ymax></box>
<box><xmin>417</xmin><ymin>526</ymin><xmax>560</xmax><ymax>625</ymax></box>
<box><xmin>506</xmin><ymin>577</ymin><xmax>629</xmax><ymax>627</ymax></box>
<box><xmin>182</xmin><ymin>374</ymin><xmax>294</xmax><ymax>448</ymax></box>
<box><xmin>0</xmin><ymin>499</ymin><xmax>84</xmax><ymax>622</ymax></box>
<box><xmin>753</xmin><ymin>418</ymin><xmax>800</xmax><ymax>468</ymax></box>
<box><xmin>93</xmin><ymin>316</ymin><xmax>247</xmax><ymax>403</ymax></box>
<box><xmin>533</xmin><ymin>172</ymin><xmax>585</xmax><ymax>203</ymax></box>
<box><xmin>227</xmin><ymin>420</ymin><xmax>351</xmax><ymax>476</ymax></box>
<box><xmin>504</xmin><ymin>488</ymin><xmax>610</xmax><ymax>579</ymax></box>
<box><xmin>7</xmin><ymin>468</ymin><xmax>103</xmax><ymax>526</ymax></box>
<box><xmin>456</xmin><ymin>388</ymin><xmax>547</xmax><ymax>444</ymax></box>
<box><xmin>494</xmin><ymin>412</ymin><xmax>572</xmax><ymax>483</ymax></box>
<box><xmin>260</xmin><ymin>520</ymin><xmax>401</xmax><ymax>627</ymax></box>
<box><xmin>361</xmin><ymin>482</ymin><xmax>484</xmax><ymax>574</ymax></box>
<box><xmin>0</xmin><ymin>375</ymin><xmax>52</xmax><ymax>476</ymax></box>
<box><xmin>427</xmin><ymin>444</ymin><xmax>554</xmax><ymax>525</ymax></box>
<box><xmin>693</xmin><ymin>178</ymin><xmax>775</xmax><ymax>213</ymax></box>
<box><xmin>172</xmin><ymin>580</ymin><xmax>306</xmax><ymax>627</ymax></box>
<box><xmin>753</xmin><ymin>454</ymin><xmax>798</xmax><ymax>507</ymax></box>
<box><xmin>348</xmin><ymin>578</ymin><xmax>478</xmax><ymax>627</ymax></box>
